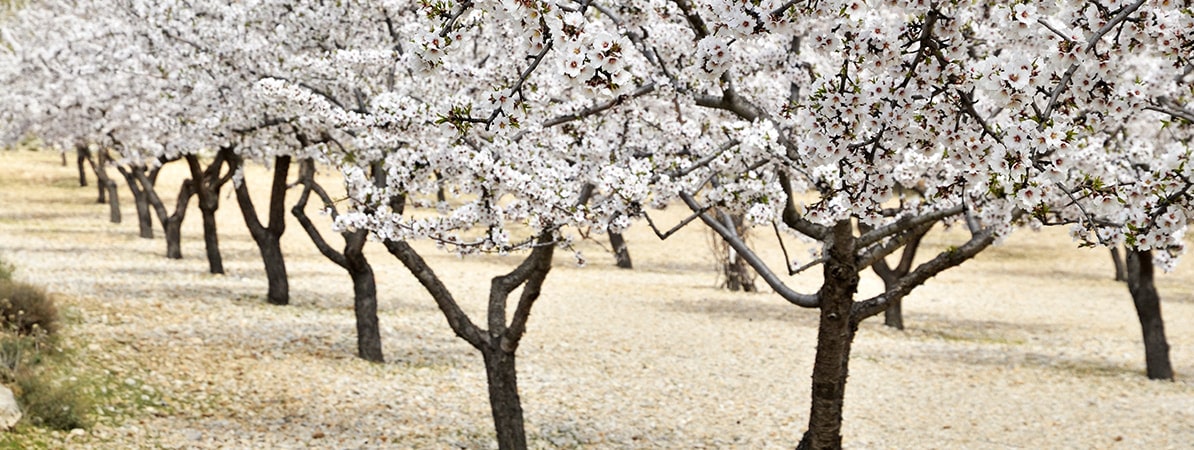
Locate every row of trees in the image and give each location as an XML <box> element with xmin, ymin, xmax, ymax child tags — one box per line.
<box><xmin>2</xmin><ymin>1</ymin><xmax>1192</xmax><ymax>449</ymax></box>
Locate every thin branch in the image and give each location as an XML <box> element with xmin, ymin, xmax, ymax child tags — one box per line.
<box><xmin>857</xmin><ymin>203</ymin><xmax>964</xmax><ymax>248</ymax></box>
<box><xmin>1036</xmin><ymin>18</ymin><xmax>1077</xmax><ymax>45</ymax></box>
<box><xmin>1039</xmin><ymin>0</ymin><xmax>1147</xmax><ymax>122</ymax></box>
<box><xmin>680</xmin><ymin>192</ymin><xmax>819</xmax><ymax>307</ymax></box>
<box><xmin>540</xmin><ymin>82</ymin><xmax>657</xmax><ymax>129</ymax></box>
<box><xmin>672</xmin><ymin>139</ymin><xmax>741</xmax><ymax>178</ymax></box>
<box><xmin>1144</xmin><ymin>102</ymin><xmax>1194</xmax><ymax>123</ymax></box>
<box><xmin>642</xmin><ymin>204</ymin><xmax>713</xmax><ymax>240</ymax></box>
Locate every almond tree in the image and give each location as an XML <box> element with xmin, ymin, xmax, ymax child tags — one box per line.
<box><xmin>402</xmin><ymin>1</ymin><xmax>1191</xmax><ymax>448</ymax></box>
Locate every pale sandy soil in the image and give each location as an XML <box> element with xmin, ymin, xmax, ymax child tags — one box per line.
<box><xmin>0</xmin><ymin>149</ymin><xmax>1191</xmax><ymax>449</ymax></box>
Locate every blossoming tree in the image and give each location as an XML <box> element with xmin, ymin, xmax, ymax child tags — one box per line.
<box><xmin>4</xmin><ymin>0</ymin><xmax>1192</xmax><ymax>449</ymax></box>
<box><xmin>391</xmin><ymin>0</ymin><xmax>1191</xmax><ymax>448</ymax></box>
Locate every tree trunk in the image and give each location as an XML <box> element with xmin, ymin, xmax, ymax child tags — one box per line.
<box><xmin>1125</xmin><ymin>250</ymin><xmax>1173</xmax><ymax>381</ymax></box>
<box><xmin>292</xmin><ymin>159</ymin><xmax>384</xmax><ymax>361</ymax></box>
<box><xmin>717</xmin><ymin>212</ymin><xmax>756</xmax><ymax>292</ymax></box>
<box><xmin>104</xmin><ymin>179</ymin><xmax>120</xmax><ymax>223</ymax></box>
<box><xmin>188</xmin><ymin>153</ymin><xmax>230</xmax><ymax>274</ymax></box>
<box><xmin>482</xmin><ymin>348</ymin><xmax>526</xmax><ymax>450</ymax></box>
<box><xmin>798</xmin><ymin>221</ymin><xmax>859</xmax><ymax>450</ymax></box>
<box><xmin>609</xmin><ymin>229</ymin><xmax>633</xmax><ymax>269</ymax></box>
<box><xmin>882</xmin><ymin>297</ymin><xmax>903</xmax><ymax>330</ymax></box>
<box><xmin>347</xmin><ymin>240</ymin><xmax>383</xmax><ymax>362</ymax></box>
<box><xmin>93</xmin><ymin>149</ymin><xmax>120</xmax><ymax>222</ymax></box>
<box><xmin>251</xmin><ymin>233</ymin><xmax>289</xmax><ymax>306</ymax></box>
<box><xmin>75</xmin><ymin>146</ymin><xmax>89</xmax><ymax>187</ymax></box>
<box><xmin>133</xmin><ymin>165</ymin><xmax>194</xmax><ymax>260</ymax></box>
<box><xmin>161</xmin><ymin>181</ymin><xmax>193</xmax><ymax>260</ymax></box>
<box><xmin>723</xmin><ymin>252</ymin><xmax>756</xmax><ymax>292</ymax></box>
<box><xmin>200</xmin><ymin>207</ymin><xmax>224</xmax><ymax>273</ymax></box>
<box><xmin>1110</xmin><ymin>247</ymin><xmax>1127</xmax><ymax>282</ymax></box>
<box><xmin>232</xmin><ymin>154</ymin><xmax>291</xmax><ymax>305</ymax></box>
<box><xmin>117</xmin><ymin>167</ymin><xmax>154</xmax><ymax>239</ymax></box>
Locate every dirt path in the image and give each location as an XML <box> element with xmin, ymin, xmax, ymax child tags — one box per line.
<box><xmin>1</xmin><ymin>149</ymin><xmax>1191</xmax><ymax>448</ymax></box>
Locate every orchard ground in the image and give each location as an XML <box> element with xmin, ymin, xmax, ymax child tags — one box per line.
<box><xmin>0</xmin><ymin>149</ymin><xmax>1192</xmax><ymax>449</ymax></box>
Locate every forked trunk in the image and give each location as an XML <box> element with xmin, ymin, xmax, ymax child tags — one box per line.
<box><xmin>873</xmin><ymin>266</ymin><xmax>904</xmax><ymax>330</ymax></box>
<box><xmin>1125</xmin><ymin>250</ymin><xmax>1173</xmax><ymax>381</ymax></box>
<box><xmin>161</xmin><ymin>178</ymin><xmax>194</xmax><ymax>259</ymax></box>
<box><xmin>118</xmin><ymin>168</ymin><xmax>154</xmax><ymax>239</ymax></box>
<box><xmin>232</xmin><ymin>155</ymin><xmax>291</xmax><ymax>305</ymax></box>
<box><xmin>132</xmin><ymin>166</ymin><xmax>193</xmax><ymax>260</ymax></box>
<box><xmin>609</xmin><ymin>229</ymin><xmax>633</xmax><ymax>269</ymax></box>
<box><xmin>798</xmin><ymin>221</ymin><xmax>859</xmax><ymax>450</ymax></box>
<box><xmin>347</xmin><ymin>248</ymin><xmax>383</xmax><ymax>362</ymax></box>
<box><xmin>188</xmin><ymin>153</ymin><xmax>229</xmax><ymax>274</ymax></box>
<box><xmin>292</xmin><ymin>159</ymin><xmax>383</xmax><ymax>361</ymax></box>
<box><xmin>869</xmin><ymin>224</ymin><xmax>928</xmax><ymax>330</ymax></box>
<box><xmin>723</xmin><ymin>251</ymin><xmax>757</xmax><ymax>292</ymax></box>
<box><xmin>482</xmin><ymin>348</ymin><xmax>526</xmax><ymax>450</ymax></box>
<box><xmin>163</xmin><ymin>181</ymin><xmax>191</xmax><ymax>258</ymax></box>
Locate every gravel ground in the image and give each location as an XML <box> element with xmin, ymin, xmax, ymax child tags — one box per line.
<box><xmin>0</xmin><ymin>150</ymin><xmax>1192</xmax><ymax>449</ymax></box>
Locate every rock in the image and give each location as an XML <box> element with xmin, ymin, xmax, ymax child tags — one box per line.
<box><xmin>0</xmin><ymin>385</ymin><xmax>21</xmax><ymax>430</ymax></box>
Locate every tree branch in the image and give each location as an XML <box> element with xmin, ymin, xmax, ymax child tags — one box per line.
<box><xmin>383</xmin><ymin>239</ymin><xmax>487</xmax><ymax>350</ymax></box>
<box><xmin>851</xmin><ymin>226</ymin><xmax>998</xmax><ymax>322</ymax></box>
<box><xmin>501</xmin><ymin>234</ymin><xmax>555</xmax><ymax>353</ymax></box>
<box><xmin>680</xmin><ymin>192</ymin><xmax>819</xmax><ymax>307</ymax></box>
<box><xmin>292</xmin><ymin>159</ymin><xmax>349</xmax><ymax>269</ymax></box>
<box><xmin>857</xmin><ymin>203</ymin><xmax>964</xmax><ymax>248</ymax></box>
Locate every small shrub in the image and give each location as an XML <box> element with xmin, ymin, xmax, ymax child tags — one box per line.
<box><xmin>0</xmin><ymin>334</ymin><xmax>45</xmax><ymax>384</ymax></box>
<box><xmin>14</xmin><ymin>371</ymin><xmax>92</xmax><ymax>431</ymax></box>
<box><xmin>0</xmin><ymin>281</ymin><xmax>58</xmax><ymax>336</ymax></box>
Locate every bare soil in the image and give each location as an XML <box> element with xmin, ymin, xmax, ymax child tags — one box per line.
<box><xmin>0</xmin><ymin>149</ymin><xmax>1191</xmax><ymax>449</ymax></box>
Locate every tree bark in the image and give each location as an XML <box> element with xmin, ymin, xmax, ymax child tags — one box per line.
<box><xmin>188</xmin><ymin>152</ymin><xmax>232</xmax><ymax>274</ymax></box>
<box><xmin>609</xmin><ymin>229</ymin><xmax>633</xmax><ymax>269</ymax></box>
<box><xmin>1125</xmin><ymin>250</ymin><xmax>1173</xmax><ymax>381</ymax></box>
<box><xmin>482</xmin><ymin>348</ymin><xmax>526</xmax><ymax>450</ymax></box>
<box><xmin>116</xmin><ymin>165</ymin><xmax>155</xmax><ymax>239</ymax></box>
<box><xmin>347</xmin><ymin>245</ymin><xmax>383</xmax><ymax>362</ymax></box>
<box><xmin>1110</xmin><ymin>247</ymin><xmax>1127</xmax><ymax>282</ymax></box>
<box><xmin>798</xmin><ymin>221</ymin><xmax>859</xmax><ymax>450</ymax></box>
<box><xmin>231</xmin><ymin>154</ymin><xmax>291</xmax><ymax>305</ymax></box>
